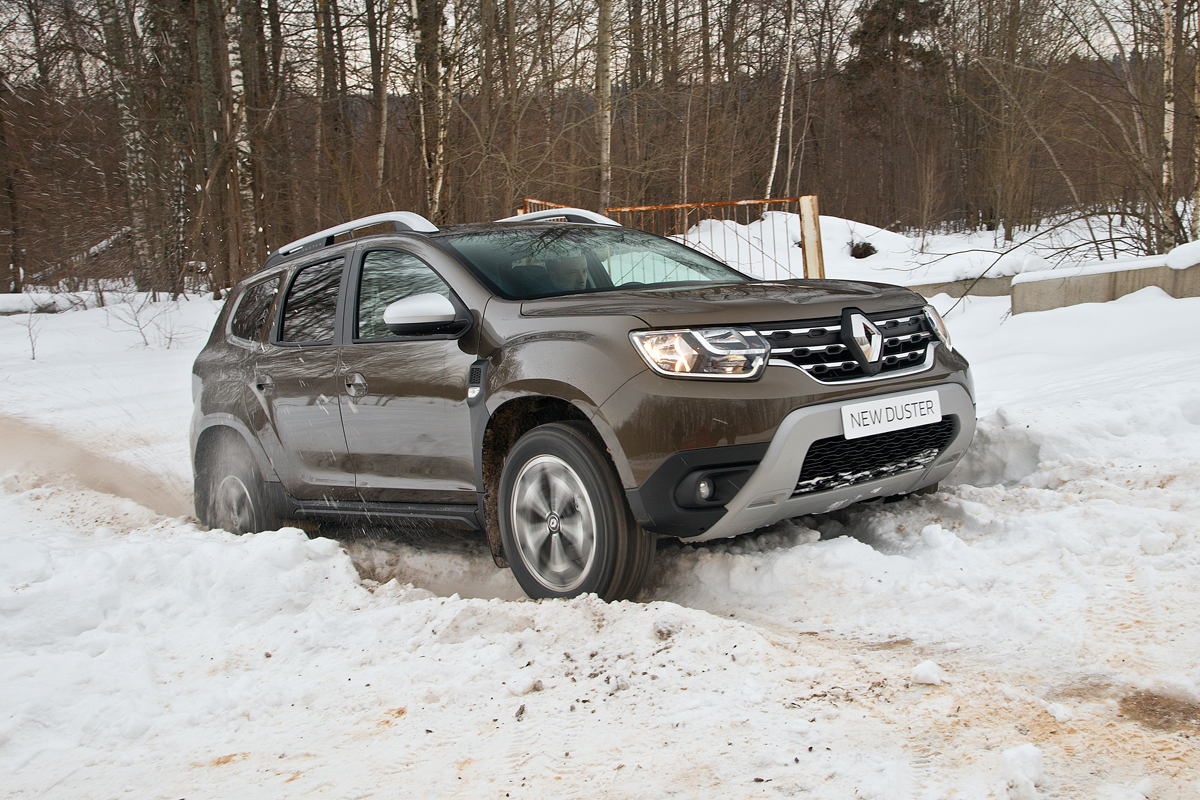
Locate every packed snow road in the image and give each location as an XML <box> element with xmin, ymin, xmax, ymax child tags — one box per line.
<box><xmin>2</xmin><ymin>287</ymin><xmax>1199</xmax><ymax>799</ymax></box>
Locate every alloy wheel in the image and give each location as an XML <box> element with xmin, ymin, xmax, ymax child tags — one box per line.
<box><xmin>214</xmin><ymin>474</ymin><xmax>256</xmax><ymax>534</ymax></box>
<box><xmin>510</xmin><ymin>454</ymin><xmax>598</xmax><ymax>592</ymax></box>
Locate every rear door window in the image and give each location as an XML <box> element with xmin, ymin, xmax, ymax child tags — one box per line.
<box><xmin>278</xmin><ymin>257</ymin><xmax>345</xmax><ymax>344</ymax></box>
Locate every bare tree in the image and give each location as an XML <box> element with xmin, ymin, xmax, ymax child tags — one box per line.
<box><xmin>598</xmin><ymin>0</ymin><xmax>613</xmax><ymax>209</ymax></box>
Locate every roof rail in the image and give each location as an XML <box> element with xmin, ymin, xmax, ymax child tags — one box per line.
<box><xmin>265</xmin><ymin>212</ymin><xmax>438</xmax><ymax>268</ymax></box>
<box><xmin>496</xmin><ymin>208</ymin><xmax>622</xmax><ymax>227</ymax></box>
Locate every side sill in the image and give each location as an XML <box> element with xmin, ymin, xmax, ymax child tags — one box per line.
<box><xmin>265</xmin><ymin>482</ymin><xmax>484</xmax><ymax>530</ymax></box>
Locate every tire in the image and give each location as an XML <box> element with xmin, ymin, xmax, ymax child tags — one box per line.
<box><xmin>199</xmin><ymin>438</ymin><xmax>278</xmax><ymax>535</ymax></box>
<box><xmin>498</xmin><ymin>422</ymin><xmax>655</xmax><ymax>601</ymax></box>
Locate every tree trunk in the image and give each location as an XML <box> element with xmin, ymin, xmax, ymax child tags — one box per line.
<box><xmin>265</xmin><ymin>0</ymin><xmax>298</xmax><ymax>242</ymax></box>
<box><xmin>237</xmin><ymin>0</ymin><xmax>269</xmax><ymax>266</ymax></box>
<box><xmin>765</xmin><ymin>0</ymin><xmax>794</xmax><ymax>199</ymax></box>
<box><xmin>366</xmin><ymin>0</ymin><xmax>396</xmax><ymax>210</ymax></box>
<box><xmin>598</xmin><ymin>0</ymin><xmax>613</xmax><ymax>209</ymax></box>
<box><xmin>723</xmin><ymin>0</ymin><xmax>740</xmax><ymax>84</ymax></box>
<box><xmin>1162</xmin><ymin>0</ymin><xmax>1177</xmax><ymax>249</ymax></box>
<box><xmin>503</xmin><ymin>0</ymin><xmax>517</xmax><ymax>214</ymax></box>
<box><xmin>1193</xmin><ymin>0</ymin><xmax>1200</xmax><ymax>240</ymax></box>
<box><xmin>0</xmin><ymin>75</ymin><xmax>20</xmax><ymax>293</ymax></box>
<box><xmin>481</xmin><ymin>0</ymin><xmax>496</xmax><ymax>216</ymax></box>
<box><xmin>320</xmin><ymin>0</ymin><xmax>345</xmax><ymax>218</ymax></box>
<box><xmin>414</xmin><ymin>0</ymin><xmax>447</xmax><ymax>223</ymax></box>
<box><xmin>100</xmin><ymin>0</ymin><xmax>153</xmax><ymax>287</ymax></box>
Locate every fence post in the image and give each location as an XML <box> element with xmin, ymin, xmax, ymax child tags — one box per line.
<box><xmin>799</xmin><ymin>195</ymin><xmax>825</xmax><ymax>279</ymax></box>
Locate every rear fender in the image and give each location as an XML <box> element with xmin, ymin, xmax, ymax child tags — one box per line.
<box><xmin>192</xmin><ymin>413</ymin><xmax>279</xmax><ymax>483</ymax></box>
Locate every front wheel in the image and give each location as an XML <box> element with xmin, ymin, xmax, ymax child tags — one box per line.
<box><xmin>499</xmin><ymin>422</ymin><xmax>655</xmax><ymax>601</ymax></box>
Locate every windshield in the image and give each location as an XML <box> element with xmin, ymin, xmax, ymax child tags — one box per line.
<box><xmin>438</xmin><ymin>226</ymin><xmax>750</xmax><ymax>300</ymax></box>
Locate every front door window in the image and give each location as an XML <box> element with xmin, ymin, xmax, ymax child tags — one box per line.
<box><xmin>356</xmin><ymin>250</ymin><xmax>453</xmax><ymax>340</ymax></box>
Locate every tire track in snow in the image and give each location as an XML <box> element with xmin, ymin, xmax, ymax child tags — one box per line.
<box><xmin>0</xmin><ymin>414</ymin><xmax>191</xmax><ymax>517</ymax></box>
<box><xmin>722</xmin><ymin>614</ymin><xmax>1199</xmax><ymax>798</ymax></box>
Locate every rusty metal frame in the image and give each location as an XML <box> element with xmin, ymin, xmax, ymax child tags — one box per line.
<box><xmin>605</xmin><ymin>198</ymin><xmax>804</xmax><ymax>212</ymax></box>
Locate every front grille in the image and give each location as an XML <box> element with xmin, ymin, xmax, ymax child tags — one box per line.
<box><xmin>756</xmin><ymin>307</ymin><xmax>936</xmax><ymax>382</ymax></box>
<box><xmin>795</xmin><ymin>417</ymin><xmax>958</xmax><ymax>495</ymax></box>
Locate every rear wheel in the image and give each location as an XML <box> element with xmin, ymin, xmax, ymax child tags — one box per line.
<box><xmin>199</xmin><ymin>438</ymin><xmax>278</xmax><ymax>534</ymax></box>
<box><xmin>499</xmin><ymin>422</ymin><xmax>655</xmax><ymax>601</ymax></box>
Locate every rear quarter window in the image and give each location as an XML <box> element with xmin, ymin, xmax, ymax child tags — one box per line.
<box><xmin>228</xmin><ymin>276</ymin><xmax>280</xmax><ymax>343</ymax></box>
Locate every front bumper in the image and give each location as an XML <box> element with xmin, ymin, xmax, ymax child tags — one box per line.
<box><xmin>628</xmin><ymin>381</ymin><xmax>976</xmax><ymax>541</ymax></box>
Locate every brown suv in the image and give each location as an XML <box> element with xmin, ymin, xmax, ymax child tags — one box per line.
<box><xmin>191</xmin><ymin>209</ymin><xmax>975</xmax><ymax>600</ymax></box>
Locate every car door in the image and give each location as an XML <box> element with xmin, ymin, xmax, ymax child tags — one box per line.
<box><xmin>339</xmin><ymin>247</ymin><xmax>477</xmax><ymax>503</ymax></box>
<box><xmin>245</xmin><ymin>253</ymin><xmax>357</xmax><ymax>500</ymax></box>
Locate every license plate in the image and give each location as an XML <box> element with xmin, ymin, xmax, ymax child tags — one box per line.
<box><xmin>841</xmin><ymin>390</ymin><xmax>942</xmax><ymax>440</ymax></box>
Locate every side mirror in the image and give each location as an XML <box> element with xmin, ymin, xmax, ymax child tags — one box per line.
<box><xmin>382</xmin><ymin>293</ymin><xmax>464</xmax><ymax>335</ymax></box>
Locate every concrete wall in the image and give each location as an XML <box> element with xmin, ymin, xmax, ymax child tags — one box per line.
<box><xmin>1011</xmin><ymin>263</ymin><xmax>1200</xmax><ymax>314</ymax></box>
<box><xmin>908</xmin><ymin>276</ymin><xmax>1013</xmax><ymax>299</ymax></box>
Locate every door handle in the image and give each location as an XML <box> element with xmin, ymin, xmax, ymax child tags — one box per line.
<box><xmin>254</xmin><ymin>374</ymin><xmax>274</xmax><ymax>394</ymax></box>
<box><xmin>345</xmin><ymin>372</ymin><xmax>368</xmax><ymax>398</ymax></box>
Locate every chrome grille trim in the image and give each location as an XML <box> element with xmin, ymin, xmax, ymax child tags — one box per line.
<box><xmin>759</xmin><ymin>325</ymin><xmax>841</xmax><ymax>337</ymax></box>
<box><xmin>757</xmin><ymin>308</ymin><xmax>939</xmax><ymax>384</ymax></box>
<box><xmin>768</xmin><ymin>345</ymin><xmax>938</xmax><ymax>384</ymax></box>
<box><xmin>884</xmin><ymin>332</ymin><xmax>931</xmax><ymax>346</ymax></box>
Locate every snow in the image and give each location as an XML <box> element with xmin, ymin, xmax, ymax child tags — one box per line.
<box><xmin>1166</xmin><ymin>239</ymin><xmax>1200</xmax><ymax>270</ymax></box>
<box><xmin>1010</xmin><ymin>254</ymin><xmax>1168</xmax><ymax>284</ymax></box>
<box><xmin>1001</xmin><ymin>744</ymin><xmax>1044</xmax><ymax>799</ymax></box>
<box><xmin>910</xmin><ymin>660</ymin><xmax>945</xmax><ymax>686</ymax></box>
<box><xmin>3</xmin><ymin>274</ymin><xmax>1200</xmax><ymax>796</ymax></box>
<box><xmin>681</xmin><ymin>212</ymin><xmax>1200</xmax><ymax>288</ymax></box>
<box><xmin>0</xmin><ymin>292</ymin><xmax>79</xmax><ymax>314</ymax></box>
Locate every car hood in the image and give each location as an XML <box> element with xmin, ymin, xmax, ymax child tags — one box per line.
<box><xmin>519</xmin><ymin>280</ymin><xmax>926</xmax><ymax>328</ymax></box>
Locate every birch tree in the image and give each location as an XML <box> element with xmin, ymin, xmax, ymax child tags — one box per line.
<box><xmin>598</xmin><ymin>0</ymin><xmax>613</xmax><ymax>209</ymax></box>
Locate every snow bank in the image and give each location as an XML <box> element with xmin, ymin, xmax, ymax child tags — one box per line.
<box><xmin>0</xmin><ymin>520</ymin><xmax>362</xmax><ymax>767</ymax></box>
<box><xmin>1165</xmin><ymin>239</ymin><xmax>1200</xmax><ymax>269</ymax></box>
<box><xmin>1</xmin><ymin>486</ymin><xmax>874</xmax><ymax>796</ymax></box>
<box><xmin>0</xmin><ymin>292</ymin><xmax>77</xmax><ymax>314</ymax></box>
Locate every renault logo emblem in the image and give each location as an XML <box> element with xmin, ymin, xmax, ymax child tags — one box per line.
<box><xmin>841</xmin><ymin>309</ymin><xmax>883</xmax><ymax>370</ymax></box>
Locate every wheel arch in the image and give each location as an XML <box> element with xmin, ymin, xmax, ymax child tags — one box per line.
<box><xmin>192</xmin><ymin>417</ymin><xmax>278</xmax><ymax>517</ymax></box>
<box><xmin>480</xmin><ymin>394</ymin><xmax>616</xmax><ymax>566</ymax></box>
<box><xmin>491</xmin><ymin>416</ymin><xmax>656</xmax><ymax>601</ymax></box>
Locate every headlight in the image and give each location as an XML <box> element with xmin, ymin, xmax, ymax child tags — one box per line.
<box><xmin>924</xmin><ymin>304</ymin><xmax>953</xmax><ymax>352</ymax></box>
<box><xmin>630</xmin><ymin>327</ymin><xmax>768</xmax><ymax>379</ymax></box>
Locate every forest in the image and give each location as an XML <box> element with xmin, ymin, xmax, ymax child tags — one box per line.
<box><xmin>2</xmin><ymin>0</ymin><xmax>1199</xmax><ymax>295</ymax></box>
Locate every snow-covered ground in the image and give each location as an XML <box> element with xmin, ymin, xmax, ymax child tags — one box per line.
<box><xmin>2</xmin><ymin>281</ymin><xmax>1200</xmax><ymax>798</ymax></box>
